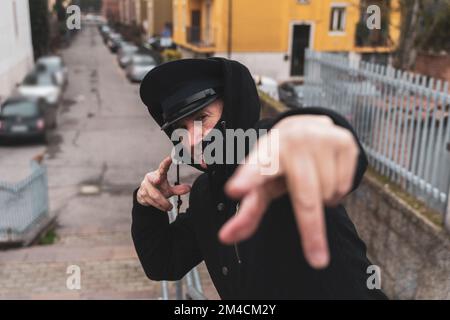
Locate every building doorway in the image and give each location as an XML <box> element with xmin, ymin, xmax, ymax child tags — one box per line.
<box><xmin>290</xmin><ymin>24</ymin><xmax>311</xmax><ymax>76</ymax></box>
<box><xmin>190</xmin><ymin>10</ymin><xmax>201</xmax><ymax>43</ymax></box>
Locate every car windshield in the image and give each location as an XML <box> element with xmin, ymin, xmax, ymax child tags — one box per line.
<box><xmin>23</xmin><ymin>72</ymin><xmax>55</xmax><ymax>86</ymax></box>
<box><xmin>132</xmin><ymin>55</ymin><xmax>155</xmax><ymax>66</ymax></box>
<box><xmin>1</xmin><ymin>101</ymin><xmax>38</xmax><ymax>117</ymax></box>
<box><xmin>38</xmin><ymin>58</ymin><xmax>62</xmax><ymax>71</ymax></box>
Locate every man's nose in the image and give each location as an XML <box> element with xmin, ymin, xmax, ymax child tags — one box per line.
<box><xmin>187</xmin><ymin>128</ymin><xmax>203</xmax><ymax>152</ymax></box>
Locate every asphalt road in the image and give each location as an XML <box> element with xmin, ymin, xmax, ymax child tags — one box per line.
<box><xmin>0</xmin><ymin>25</ymin><xmax>197</xmax><ymax>231</ymax></box>
<box><xmin>0</xmin><ymin>25</ymin><xmax>215</xmax><ymax>299</ymax></box>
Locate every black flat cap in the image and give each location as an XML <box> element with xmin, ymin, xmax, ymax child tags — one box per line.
<box><xmin>139</xmin><ymin>58</ymin><xmax>224</xmax><ymax>131</ymax></box>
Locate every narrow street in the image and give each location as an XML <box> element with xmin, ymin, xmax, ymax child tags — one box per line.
<box><xmin>0</xmin><ymin>25</ymin><xmax>217</xmax><ymax>299</ymax></box>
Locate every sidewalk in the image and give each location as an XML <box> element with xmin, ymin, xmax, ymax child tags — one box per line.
<box><xmin>0</xmin><ymin>26</ymin><xmax>219</xmax><ymax>300</ymax></box>
<box><xmin>0</xmin><ymin>230</ymin><xmax>217</xmax><ymax>299</ymax></box>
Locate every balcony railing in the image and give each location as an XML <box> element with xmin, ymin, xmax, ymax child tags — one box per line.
<box><xmin>186</xmin><ymin>26</ymin><xmax>216</xmax><ymax>48</ymax></box>
<box><xmin>355</xmin><ymin>20</ymin><xmax>389</xmax><ymax>47</ymax></box>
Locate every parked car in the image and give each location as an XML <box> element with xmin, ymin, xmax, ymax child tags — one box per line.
<box><xmin>144</xmin><ymin>36</ymin><xmax>177</xmax><ymax>52</ymax></box>
<box><xmin>106</xmin><ymin>31</ymin><xmax>118</xmax><ymax>42</ymax></box>
<box><xmin>253</xmin><ymin>75</ymin><xmax>279</xmax><ymax>101</ymax></box>
<box><xmin>142</xmin><ymin>47</ymin><xmax>164</xmax><ymax>65</ymax></box>
<box><xmin>278</xmin><ymin>80</ymin><xmax>304</xmax><ymax>108</ymax></box>
<box><xmin>117</xmin><ymin>44</ymin><xmax>139</xmax><ymax>68</ymax></box>
<box><xmin>100</xmin><ymin>25</ymin><xmax>112</xmax><ymax>43</ymax></box>
<box><xmin>126</xmin><ymin>54</ymin><xmax>157</xmax><ymax>83</ymax></box>
<box><xmin>83</xmin><ymin>14</ymin><xmax>105</xmax><ymax>26</ymax></box>
<box><xmin>16</xmin><ymin>70</ymin><xmax>62</xmax><ymax>108</ymax></box>
<box><xmin>107</xmin><ymin>33</ymin><xmax>124</xmax><ymax>53</ymax></box>
<box><xmin>36</xmin><ymin>55</ymin><xmax>68</xmax><ymax>89</ymax></box>
<box><xmin>0</xmin><ymin>96</ymin><xmax>56</xmax><ymax>143</ymax></box>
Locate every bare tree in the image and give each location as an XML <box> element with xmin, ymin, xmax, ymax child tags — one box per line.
<box><xmin>393</xmin><ymin>0</ymin><xmax>450</xmax><ymax>70</ymax></box>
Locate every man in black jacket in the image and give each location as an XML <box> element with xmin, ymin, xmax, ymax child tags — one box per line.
<box><xmin>132</xmin><ymin>57</ymin><xmax>387</xmax><ymax>299</ymax></box>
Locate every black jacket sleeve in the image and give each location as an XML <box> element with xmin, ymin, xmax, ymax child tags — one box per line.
<box><xmin>131</xmin><ymin>188</ymin><xmax>203</xmax><ymax>281</ymax></box>
<box><xmin>264</xmin><ymin>106</ymin><xmax>368</xmax><ymax>194</ymax></box>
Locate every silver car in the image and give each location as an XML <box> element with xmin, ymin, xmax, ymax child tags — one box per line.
<box><xmin>17</xmin><ymin>70</ymin><xmax>62</xmax><ymax>108</ymax></box>
<box><xmin>117</xmin><ymin>44</ymin><xmax>138</xmax><ymax>68</ymax></box>
<box><xmin>126</xmin><ymin>54</ymin><xmax>157</xmax><ymax>83</ymax></box>
<box><xmin>278</xmin><ymin>80</ymin><xmax>304</xmax><ymax>109</ymax></box>
<box><xmin>36</xmin><ymin>56</ymin><xmax>68</xmax><ymax>89</ymax></box>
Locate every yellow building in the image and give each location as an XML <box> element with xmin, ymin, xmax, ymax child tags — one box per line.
<box><xmin>135</xmin><ymin>0</ymin><xmax>173</xmax><ymax>37</ymax></box>
<box><xmin>172</xmin><ymin>0</ymin><xmax>400</xmax><ymax>80</ymax></box>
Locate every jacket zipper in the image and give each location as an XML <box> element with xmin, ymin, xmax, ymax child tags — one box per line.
<box><xmin>234</xmin><ymin>243</ymin><xmax>242</xmax><ymax>264</ymax></box>
<box><xmin>234</xmin><ymin>202</ymin><xmax>242</xmax><ymax>264</ymax></box>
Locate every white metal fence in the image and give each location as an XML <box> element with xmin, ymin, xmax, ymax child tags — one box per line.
<box><xmin>304</xmin><ymin>49</ymin><xmax>450</xmax><ymax>219</ymax></box>
<box><xmin>0</xmin><ymin>161</ymin><xmax>50</xmax><ymax>244</ymax></box>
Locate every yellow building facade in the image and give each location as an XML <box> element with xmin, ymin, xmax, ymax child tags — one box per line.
<box><xmin>137</xmin><ymin>0</ymin><xmax>173</xmax><ymax>38</ymax></box>
<box><xmin>172</xmin><ymin>0</ymin><xmax>400</xmax><ymax>80</ymax></box>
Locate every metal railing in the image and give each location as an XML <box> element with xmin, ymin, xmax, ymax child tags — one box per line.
<box><xmin>0</xmin><ymin>161</ymin><xmax>50</xmax><ymax>244</ymax></box>
<box><xmin>304</xmin><ymin>49</ymin><xmax>450</xmax><ymax>218</ymax></box>
<box><xmin>186</xmin><ymin>26</ymin><xmax>216</xmax><ymax>48</ymax></box>
<box><xmin>160</xmin><ymin>197</ymin><xmax>207</xmax><ymax>300</ymax></box>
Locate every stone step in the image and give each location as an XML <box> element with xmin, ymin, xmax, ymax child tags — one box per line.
<box><xmin>0</xmin><ymin>244</ymin><xmax>219</xmax><ymax>300</ymax></box>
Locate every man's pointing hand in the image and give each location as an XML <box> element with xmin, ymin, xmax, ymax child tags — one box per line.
<box><xmin>220</xmin><ymin>115</ymin><xmax>359</xmax><ymax>269</ymax></box>
<box><xmin>137</xmin><ymin>156</ymin><xmax>191</xmax><ymax>211</ymax></box>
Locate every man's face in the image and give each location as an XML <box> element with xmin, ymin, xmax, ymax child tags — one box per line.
<box><xmin>172</xmin><ymin>99</ymin><xmax>223</xmax><ymax>168</ymax></box>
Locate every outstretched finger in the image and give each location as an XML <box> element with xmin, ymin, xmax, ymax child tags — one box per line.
<box><xmin>148</xmin><ymin>186</ymin><xmax>173</xmax><ymax>211</ymax></box>
<box><xmin>219</xmin><ymin>187</ymin><xmax>269</xmax><ymax>244</ymax></box>
<box><xmin>158</xmin><ymin>156</ymin><xmax>172</xmax><ymax>178</ymax></box>
<box><xmin>220</xmin><ymin>176</ymin><xmax>286</xmax><ymax>244</ymax></box>
<box><xmin>284</xmin><ymin>153</ymin><xmax>329</xmax><ymax>269</ymax></box>
<box><xmin>226</xmin><ymin>134</ymin><xmax>280</xmax><ymax>199</ymax></box>
<box><xmin>170</xmin><ymin>184</ymin><xmax>192</xmax><ymax>196</ymax></box>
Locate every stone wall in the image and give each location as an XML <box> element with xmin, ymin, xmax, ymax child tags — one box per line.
<box><xmin>260</xmin><ymin>89</ymin><xmax>450</xmax><ymax>299</ymax></box>
<box><xmin>344</xmin><ymin>173</ymin><xmax>450</xmax><ymax>299</ymax></box>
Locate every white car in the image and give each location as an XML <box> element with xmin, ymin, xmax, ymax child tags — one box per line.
<box><xmin>36</xmin><ymin>56</ymin><xmax>68</xmax><ymax>89</ymax></box>
<box><xmin>253</xmin><ymin>75</ymin><xmax>280</xmax><ymax>101</ymax></box>
<box><xmin>17</xmin><ymin>71</ymin><xmax>62</xmax><ymax>107</ymax></box>
<box><xmin>126</xmin><ymin>54</ymin><xmax>157</xmax><ymax>83</ymax></box>
<box><xmin>117</xmin><ymin>44</ymin><xmax>138</xmax><ymax>68</ymax></box>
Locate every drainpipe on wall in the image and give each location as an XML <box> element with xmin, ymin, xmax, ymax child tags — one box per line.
<box><xmin>227</xmin><ymin>0</ymin><xmax>233</xmax><ymax>59</ymax></box>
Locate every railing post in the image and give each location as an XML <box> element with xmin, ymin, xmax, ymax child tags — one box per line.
<box><xmin>446</xmin><ymin>142</ymin><xmax>450</xmax><ymax>231</ymax></box>
<box><xmin>446</xmin><ymin>193</ymin><xmax>450</xmax><ymax>232</ymax></box>
<box><xmin>163</xmin><ymin>197</ymin><xmax>207</xmax><ymax>300</ymax></box>
<box><xmin>0</xmin><ymin>161</ymin><xmax>49</xmax><ymax>246</ymax></box>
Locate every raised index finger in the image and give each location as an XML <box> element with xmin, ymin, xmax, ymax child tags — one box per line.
<box><xmin>226</xmin><ymin>133</ymin><xmax>281</xmax><ymax>199</ymax></box>
<box><xmin>284</xmin><ymin>153</ymin><xmax>329</xmax><ymax>269</ymax></box>
<box><xmin>158</xmin><ymin>156</ymin><xmax>172</xmax><ymax>178</ymax></box>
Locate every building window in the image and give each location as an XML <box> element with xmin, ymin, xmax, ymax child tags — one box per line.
<box><xmin>329</xmin><ymin>6</ymin><xmax>346</xmax><ymax>32</ymax></box>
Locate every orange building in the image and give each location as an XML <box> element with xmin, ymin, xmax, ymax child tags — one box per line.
<box><xmin>102</xmin><ymin>0</ymin><xmax>120</xmax><ymax>23</ymax></box>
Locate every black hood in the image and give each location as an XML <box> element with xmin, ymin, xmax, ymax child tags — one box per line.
<box><xmin>210</xmin><ymin>57</ymin><xmax>261</xmax><ymax>132</ymax></box>
<box><xmin>140</xmin><ymin>57</ymin><xmax>261</xmax><ymax>172</ymax></box>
